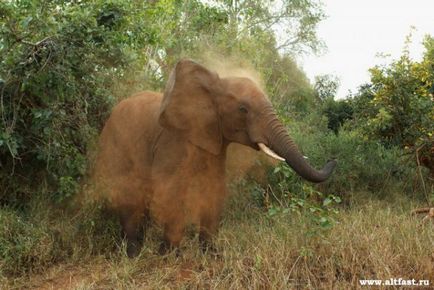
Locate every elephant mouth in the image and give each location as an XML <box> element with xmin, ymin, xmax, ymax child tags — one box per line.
<box><xmin>257</xmin><ymin>143</ymin><xmax>285</xmax><ymax>161</ymax></box>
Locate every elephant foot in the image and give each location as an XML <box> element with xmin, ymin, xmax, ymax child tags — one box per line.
<box><xmin>199</xmin><ymin>237</ymin><xmax>220</xmax><ymax>258</ymax></box>
<box><xmin>160</xmin><ymin>224</ymin><xmax>183</xmax><ymax>256</ymax></box>
<box><xmin>119</xmin><ymin>209</ymin><xmax>146</xmax><ymax>258</ymax></box>
<box><xmin>125</xmin><ymin>226</ymin><xmax>145</xmax><ymax>258</ymax></box>
<box><xmin>126</xmin><ymin>241</ymin><xmax>142</xmax><ymax>258</ymax></box>
<box><xmin>158</xmin><ymin>240</ymin><xmax>181</xmax><ymax>256</ymax></box>
<box><xmin>158</xmin><ymin>240</ymin><xmax>170</xmax><ymax>255</ymax></box>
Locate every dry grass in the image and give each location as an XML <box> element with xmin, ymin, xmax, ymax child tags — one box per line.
<box><xmin>3</xmin><ymin>190</ymin><xmax>433</xmax><ymax>290</ymax></box>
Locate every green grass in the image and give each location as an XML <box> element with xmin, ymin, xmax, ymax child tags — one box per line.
<box><xmin>1</xmin><ymin>185</ymin><xmax>433</xmax><ymax>289</ymax></box>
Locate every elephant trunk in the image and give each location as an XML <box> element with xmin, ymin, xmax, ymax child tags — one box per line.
<box><xmin>261</xmin><ymin>110</ymin><xmax>336</xmax><ymax>183</ymax></box>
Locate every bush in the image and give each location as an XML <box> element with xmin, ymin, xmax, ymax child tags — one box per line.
<box><xmin>0</xmin><ymin>0</ymin><xmax>325</xmax><ymax>206</ymax></box>
<box><xmin>0</xmin><ymin>199</ymin><xmax>118</xmax><ymax>277</ymax></box>
<box><xmin>322</xmin><ymin>98</ymin><xmax>353</xmax><ymax>134</ymax></box>
<box><xmin>0</xmin><ymin>0</ymin><xmax>153</xmax><ymax>203</ymax></box>
<box><xmin>321</xmin><ymin>129</ymin><xmax>413</xmax><ymax>197</ymax></box>
<box><xmin>348</xmin><ymin>36</ymin><xmax>434</xmax><ymax>181</ymax></box>
<box><xmin>263</xmin><ymin>112</ymin><xmax>419</xmax><ymax>202</ymax></box>
<box><xmin>0</xmin><ymin>208</ymin><xmax>53</xmax><ymax>276</ymax></box>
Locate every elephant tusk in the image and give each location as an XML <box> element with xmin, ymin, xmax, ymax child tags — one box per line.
<box><xmin>258</xmin><ymin>143</ymin><xmax>285</xmax><ymax>161</ymax></box>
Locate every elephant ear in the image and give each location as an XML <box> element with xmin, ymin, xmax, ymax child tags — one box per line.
<box><xmin>159</xmin><ymin>59</ymin><xmax>223</xmax><ymax>155</ymax></box>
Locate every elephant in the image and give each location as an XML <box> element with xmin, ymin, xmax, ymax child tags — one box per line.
<box><xmin>94</xmin><ymin>59</ymin><xmax>336</xmax><ymax>257</ymax></box>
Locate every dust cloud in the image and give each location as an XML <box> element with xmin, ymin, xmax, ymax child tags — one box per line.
<box><xmin>84</xmin><ymin>54</ymin><xmax>278</xmax><ymax>250</ymax></box>
<box><xmin>197</xmin><ymin>51</ymin><xmax>276</xmax><ymax>184</ymax></box>
<box><xmin>199</xmin><ymin>51</ymin><xmax>265</xmax><ymax>90</ymax></box>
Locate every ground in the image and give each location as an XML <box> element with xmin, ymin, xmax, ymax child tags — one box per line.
<box><xmin>5</xmin><ymin>191</ymin><xmax>434</xmax><ymax>290</ymax></box>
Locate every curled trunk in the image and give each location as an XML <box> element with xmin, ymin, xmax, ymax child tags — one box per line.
<box><xmin>265</xmin><ymin>115</ymin><xmax>336</xmax><ymax>183</ymax></box>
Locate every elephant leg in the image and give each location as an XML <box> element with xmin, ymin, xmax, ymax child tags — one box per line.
<box><xmin>119</xmin><ymin>208</ymin><xmax>144</xmax><ymax>258</ymax></box>
<box><xmin>199</xmin><ymin>211</ymin><xmax>221</xmax><ymax>254</ymax></box>
<box><xmin>134</xmin><ymin>210</ymin><xmax>151</xmax><ymax>249</ymax></box>
<box><xmin>159</xmin><ymin>221</ymin><xmax>185</xmax><ymax>255</ymax></box>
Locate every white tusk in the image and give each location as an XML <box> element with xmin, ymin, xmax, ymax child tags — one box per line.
<box><xmin>258</xmin><ymin>143</ymin><xmax>285</xmax><ymax>161</ymax></box>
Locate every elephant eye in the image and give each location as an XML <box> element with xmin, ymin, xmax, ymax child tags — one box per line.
<box><xmin>239</xmin><ymin>105</ymin><xmax>248</xmax><ymax>114</ymax></box>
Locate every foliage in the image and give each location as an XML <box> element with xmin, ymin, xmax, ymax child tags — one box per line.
<box><xmin>322</xmin><ymin>98</ymin><xmax>353</xmax><ymax>134</ymax></box>
<box><xmin>0</xmin><ymin>208</ymin><xmax>53</xmax><ymax>275</ymax></box>
<box><xmin>312</xmin><ymin>74</ymin><xmax>353</xmax><ymax>134</ymax></box>
<box><xmin>314</xmin><ymin>74</ymin><xmax>340</xmax><ymax>101</ymax></box>
<box><xmin>0</xmin><ymin>0</ymin><xmax>325</xmax><ymax>205</ymax></box>
<box><xmin>0</xmin><ymin>201</ymin><xmax>118</xmax><ymax>276</ymax></box>
<box><xmin>247</xmin><ymin>105</ymin><xmax>408</xmax><ymax>233</ymax></box>
<box><xmin>345</xmin><ymin>36</ymin><xmax>434</xmax><ymax>188</ymax></box>
<box><xmin>0</xmin><ymin>0</ymin><xmax>154</xmax><ymax>203</ymax></box>
<box><xmin>263</xmin><ymin>164</ymin><xmax>341</xmax><ymax>233</ymax></box>
<box><xmin>0</xmin><ymin>0</ymin><xmax>433</xmax><ymax>285</ymax></box>
<box><xmin>267</xmin><ymin>55</ymin><xmax>318</xmax><ymax>114</ymax></box>
<box><xmin>3</xmin><ymin>194</ymin><xmax>433</xmax><ymax>287</ymax></box>
<box><xmin>350</xmin><ymin>36</ymin><xmax>433</xmax><ymax>154</ymax></box>
<box><xmin>264</xmin><ymin>113</ymin><xmax>420</xmax><ymax>200</ymax></box>
<box><xmin>219</xmin><ymin>0</ymin><xmax>326</xmax><ymax>54</ymax></box>
<box><xmin>322</xmin><ymin>129</ymin><xmax>416</xmax><ymax>197</ymax></box>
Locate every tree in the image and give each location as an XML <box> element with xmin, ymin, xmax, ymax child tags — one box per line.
<box><xmin>351</xmin><ymin>36</ymin><xmax>434</xmax><ymax>178</ymax></box>
<box><xmin>322</xmin><ymin>98</ymin><xmax>353</xmax><ymax>134</ymax></box>
<box><xmin>314</xmin><ymin>74</ymin><xmax>340</xmax><ymax>101</ymax></box>
<box><xmin>0</xmin><ymin>0</ymin><xmax>153</xmax><ymax>202</ymax></box>
<box><xmin>215</xmin><ymin>0</ymin><xmax>325</xmax><ymax>54</ymax></box>
<box><xmin>0</xmin><ymin>0</ymin><xmax>326</xmax><ymax>204</ymax></box>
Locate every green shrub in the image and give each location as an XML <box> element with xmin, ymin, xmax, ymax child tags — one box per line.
<box><xmin>0</xmin><ymin>208</ymin><xmax>53</xmax><ymax>276</ymax></box>
<box><xmin>244</xmin><ymin>111</ymin><xmax>420</xmax><ymax>237</ymax></box>
<box><xmin>269</xmin><ymin>113</ymin><xmax>419</xmax><ymax>200</ymax></box>
<box><xmin>322</xmin><ymin>98</ymin><xmax>353</xmax><ymax>134</ymax></box>
<box><xmin>0</xmin><ymin>199</ymin><xmax>118</xmax><ymax>277</ymax></box>
<box><xmin>0</xmin><ymin>0</ymin><xmax>153</xmax><ymax>203</ymax></box>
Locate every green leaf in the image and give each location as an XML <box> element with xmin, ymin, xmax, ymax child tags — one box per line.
<box><xmin>323</xmin><ymin>197</ymin><xmax>332</xmax><ymax>206</ymax></box>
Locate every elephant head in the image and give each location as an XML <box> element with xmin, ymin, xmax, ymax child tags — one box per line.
<box><xmin>159</xmin><ymin>59</ymin><xmax>336</xmax><ymax>182</ymax></box>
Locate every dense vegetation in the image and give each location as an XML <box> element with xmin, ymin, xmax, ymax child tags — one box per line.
<box><xmin>0</xmin><ymin>0</ymin><xmax>432</xmax><ymax>288</ymax></box>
